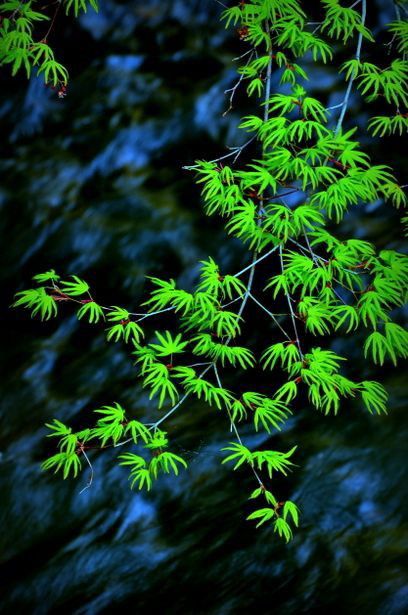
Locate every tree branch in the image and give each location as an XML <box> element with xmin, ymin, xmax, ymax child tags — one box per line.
<box><xmin>335</xmin><ymin>0</ymin><xmax>367</xmax><ymax>135</ymax></box>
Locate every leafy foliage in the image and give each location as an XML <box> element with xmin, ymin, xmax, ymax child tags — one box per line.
<box><xmin>10</xmin><ymin>0</ymin><xmax>408</xmax><ymax>542</ymax></box>
<box><xmin>0</xmin><ymin>0</ymin><xmax>98</xmax><ymax>87</ymax></box>
<box><xmin>13</xmin><ymin>287</ymin><xmax>57</xmax><ymax>320</ymax></box>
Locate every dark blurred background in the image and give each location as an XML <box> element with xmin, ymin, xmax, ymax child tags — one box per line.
<box><xmin>0</xmin><ymin>0</ymin><xmax>407</xmax><ymax>613</ymax></box>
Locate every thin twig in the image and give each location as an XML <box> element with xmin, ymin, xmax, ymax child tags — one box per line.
<box><xmin>221</xmin><ymin>294</ymin><xmax>246</xmax><ymax>308</ymax></box>
<box><xmin>279</xmin><ymin>245</ymin><xmax>304</xmax><ymax>358</ymax></box>
<box><xmin>135</xmin><ymin>306</ymin><xmax>175</xmax><ymax>322</ymax></box>
<box><xmin>78</xmin><ymin>449</ymin><xmax>94</xmax><ymax>494</ymax></box>
<box><xmin>233</xmin><ymin>49</ymin><xmax>254</xmax><ymax>61</ymax></box>
<box><xmin>215</xmin><ymin>36</ymin><xmax>274</xmax><ymax>488</ymax></box>
<box><xmin>289</xmin><ymin>238</ymin><xmax>359</xmax><ymax>275</ymax></box>
<box><xmin>182</xmin><ymin>136</ymin><xmax>255</xmax><ymax>170</ymax></box>
<box><xmin>213</xmin><ymin>363</ymin><xmax>263</xmax><ymax>487</ymax></box>
<box><xmin>151</xmin><ymin>363</ymin><xmax>214</xmax><ymax>430</ymax></box>
<box><xmin>248</xmin><ymin>292</ymin><xmax>292</xmax><ymax>340</ymax></box>
<box><xmin>335</xmin><ymin>0</ymin><xmax>367</xmax><ymax>135</ymax></box>
<box><xmin>233</xmin><ymin>245</ymin><xmax>279</xmax><ymax>277</ymax></box>
<box><xmin>41</xmin><ymin>1</ymin><xmax>62</xmax><ymax>44</ymax></box>
<box><xmin>289</xmin><ymin>238</ymin><xmax>359</xmax><ymax>303</ymax></box>
<box><xmin>265</xmin><ymin>189</ymin><xmax>300</xmax><ymax>202</ymax></box>
<box><xmin>213</xmin><ymin>0</ymin><xmax>228</xmax><ymax>9</ymax></box>
<box><xmin>326</xmin><ymin>102</ymin><xmax>345</xmax><ymax>111</ymax></box>
<box><xmin>223</xmin><ymin>50</ymin><xmax>255</xmax><ymax>116</ymax></box>
<box><xmin>186</xmin><ymin>361</ymin><xmax>213</xmax><ymax>368</ymax></box>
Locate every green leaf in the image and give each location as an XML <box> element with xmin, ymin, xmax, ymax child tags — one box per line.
<box><xmin>149</xmin><ymin>451</ymin><xmax>187</xmax><ymax>478</ymax></box>
<box><xmin>221</xmin><ymin>275</ymin><xmax>246</xmax><ymax>300</ymax></box>
<box><xmin>274</xmin><ymin>381</ymin><xmax>298</xmax><ymax>403</ymax></box>
<box><xmin>41</xmin><ymin>451</ymin><xmax>82</xmax><ymax>479</ymax></box>
<box><xmin>118</xmin><ymin>453</ymin><xmax>146</xmax><ymax>468</ymax></box>
<box><xmin>93</xmin><ymin>402</ymin><xmax>126</xmax><ymax>445</ymax></box>
<box><xmin>384</xmin><ymin>323</ymin><xmax>408</xmax><ymax>359</ymax></box>
<box><xmin>230</xmin><ymin>398</ymin><xmax>248</xmax><ymax>422</ymax></box>
<box><xmin>247</xmin><ymin>507</ymin><xmax>275</xmax><ymax>528</ymax></box>
<box><xmin>37</xmin><ymin>59</ymin><xmax>69</xmax><ymax>86</ymax></box>
<box><xmin>221</xmin><ymin>442</ymin><xmax>253</xmax><ymax>470</ymax></box>
<box><xmin>144</xmin><ymin>429</ymin><xmax>168</xmax><ymax>450</ymax></box>
<box><xmin>64</xmin><ymin>0</ymin><xmax>98</xmax><ymax>17</ymax></box>
<box><xmin>149</xmin><ymin>330</ymin><xmax>188</xmax><ymax>357</ymax></box>
<box><xmin>239</xmin><ymin>115</ymin><xmax>264</xmax><ymax>133</ymax></box>
<box><xmin>107</xmin><ymin>306</ymin><xmax>130</xmax><ymax>321</ymax></box>
<box><xmin>283</xmin><ymin>500</ymin><xmax>300</xmax><ymax>527</ymax></box>
<box><xmin>358</xmin><ymin>291</ymin><xmax>391</xmax><ymax>330</ymax></box>
<box><xmin>45</xmin><ymin>418</ymin><xmax>71</xmax><ymax>438</ymax></box>
<box><xmin>253</xmin><ymin>446</ymin><xmax>298</xmax><ymax>478</ymax></box>
<box><xmin>60</xmin><ymin>276</ymin><xmax>90</xmax><ymax>296</ymax></box>
<box><xmin>124</xmin><ymin>420</ymin><xmax>151</xmax><ymax>444</ymax></box>
<box><xmin>274</xmin><ymin>517</ymin><xmax>293</xmax><ymax>543</ymax></box>
<box><xmin>142</xmin><ymin>362</ymin><xmax>179</xmax><ymax>408</ymax></box>
<box><xmin>119</xmin><ymin>454</ymin><xmax>153</xmax><ymax>491</ymax></box>
<box><xmin>192</xmin><ymin>334</ymin><xmax>255</xmax><ymax>368</ymax></box>
<box><xmin>363</xmin><ymin>331</ymin><xmax>396</xmax><ymax>366</ymax></box>
<box><xmin>359</xmin><ymin>381</ymin><xmax>388</xmax><ymax>415</ymax></box>
<box><xmin>210</xmin><ymin>309</ymin><xmax>242</xmax><ymax>338</ymax></box>
<box><xmin>32</xmin><ymin>269</ymin><xmax>60</xmax><ymax>283</ymax></box>
<box><xmin>333</xmin><ymin>305</ymin><xmax>359</xmax><ymax>333</ymax></box>
<box><xmin>253</xmin><ymin>399</ymin><xmax>291</xmax><ymax>433</ymax></box>
<box><xmin>106</xmin><ymin>320</ymin><xmax>144</xmax><ymax>344</ymax></box>
<box><xmin>129</xmin><ymin>468</ymin><xmax>152</xmax><ymax>491</ymax></box>
<box><xmin>249</xmin><ymin>487</ymin><xmax>277</xmax><ymax>506</ymax></box>
<box><xmin>388</xmin><ymin>20</ymin><xmax>408</xmax><ymax>54</ymax></box>
<box><xmin>220</xmin><ymin>5</ymin><xmax>242</xmax><ymax>28</ymax></box>
<box><xmin>77</xmin><ymin>301</ymin><xmax>105</xmax><ymax>324</ymax></box>
<box><xmin>12</xmin><ymin>287</ymin><xmax>57</xmax><ymax>320</ymax></box>
<box><xmin>247</xmin><ymin>78</ymin><xmax>264</xmax><ymax>97</ymax></box>
<box><xmin>261</xmin><ymin>342</ymin><xmax>300</xmax><ymax>371</ymax></box>
<box><xmin>106</xmin><ymin>324</ymin><xmax>125</xmax><ymax>343</ymax></box>
<box><xmin>292</xmin><ymin>205</ymin><xmax>325</xmax><ymax>231</ymax></box>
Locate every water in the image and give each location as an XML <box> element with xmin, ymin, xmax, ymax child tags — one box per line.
<box><xmin>1</xmin><ymin>1</ymin><xmax>407</xmax><ymax>613</ymax></box>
